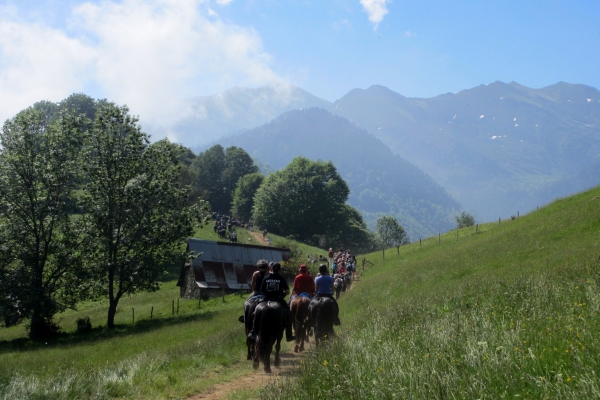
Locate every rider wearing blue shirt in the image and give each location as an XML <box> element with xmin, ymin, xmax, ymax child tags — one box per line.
<box><xmin>309</xmin><ymin>264</ymin><xmax>341</xmax><ymax>326</ymax></box>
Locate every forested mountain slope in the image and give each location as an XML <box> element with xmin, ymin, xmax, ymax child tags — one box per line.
<box><xmin>217</xmin><ymin>108</ymin><xmax>461</xmax><ymax>240</ymax></box>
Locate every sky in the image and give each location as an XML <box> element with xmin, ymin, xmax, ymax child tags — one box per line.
<box><xmin>1</xmin><ymin>0</ymin><xmax>599</xmax><ymax>140</ymax></box>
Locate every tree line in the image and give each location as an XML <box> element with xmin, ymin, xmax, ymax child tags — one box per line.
<box><xmin>0</xmin><ymin>93</ymin><xmax>410</xmax><ymax>340</ymax></box>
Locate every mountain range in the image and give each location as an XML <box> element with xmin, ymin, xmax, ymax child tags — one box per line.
<box><xmin>217</xmin><ymin>108</ymin><xmax>461</xmax><ymax>240</ymax></box>
<box><xmin>182</xmin><ymin>81</ymin><xmax>600</xmax><ymax>227</ymax></box>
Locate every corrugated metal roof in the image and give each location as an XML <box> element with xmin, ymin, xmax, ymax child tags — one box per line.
<box><xmin>186</xmin><ymin>239</ymin><xmax>291</xmax><ymax>290</ymax></box>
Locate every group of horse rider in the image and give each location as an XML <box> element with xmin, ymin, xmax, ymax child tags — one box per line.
<box><xmin>245</xmin><ymin>259</ymin><xmax>341</xmax><ymax>343</ymax></box>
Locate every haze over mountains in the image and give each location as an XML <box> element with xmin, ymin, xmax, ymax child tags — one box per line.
<box><xmin>217</xmin><ymin>108</ymin><xmax>460</xmax><ymax>240</ymax></box>
<box><xmin>184</xmin><ymin>81</ymin><xmax>600</xmax><ymax>228</ymax></box>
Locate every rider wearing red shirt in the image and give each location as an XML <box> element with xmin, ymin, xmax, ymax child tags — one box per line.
<box><xmin>292</xmin><ymin>264</ymin><xmax>316</xmax><ymax>297</ymax></box>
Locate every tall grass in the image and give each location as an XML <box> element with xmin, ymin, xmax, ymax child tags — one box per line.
<box><xmin>262</xmin><ymin>187</ymin><xmax>600</xmax><ymax>399</ymax></box>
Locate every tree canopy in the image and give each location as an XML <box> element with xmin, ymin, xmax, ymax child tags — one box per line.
<box><xmin>81</xmin><ymin>103</ymin><xmax>204</xmax><ymax>328</ymax></box>
<box><xmin>375</xmin><ymin>215</ymin><xmax>407</xmax><ymax>259</ymax></box>
<box><xmin>192</xmin><ymin>145</ymin><xmax>258</xmax><ymax>213</ymax></box>
<box><xmin>0</xmin><ymin>107</ymin><xmax>89</xmax><ymax>339</ymax></box>
<box><xmin>252</xmin><ymin>156</ymin><xmax>350</xmax><ymax>241</ymax></box>
<box><xmin>230</xmin><ymin>172</ymin><xmax>264</xmax><ymax>223</ymax></box>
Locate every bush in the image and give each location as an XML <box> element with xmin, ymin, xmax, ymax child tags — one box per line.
<box><xmin>455</xmin><ymin>211</ymin><xmax>475</xmax><ymax>228</ymax></box>
<box><xmin>76</xmin><ymin>316</ymin><xmax>92</xmax><ymax>334</ymax></box>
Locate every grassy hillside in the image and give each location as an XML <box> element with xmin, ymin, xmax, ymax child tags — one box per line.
<box><xmin>263</xmin><ymin>186</ymin><xmax>600</xmax><ymax>399</ymax></box>
<box><xmin>0</xmin><ymin>225</ymin><xmax>325</xmax><ymax>399</ymax></box>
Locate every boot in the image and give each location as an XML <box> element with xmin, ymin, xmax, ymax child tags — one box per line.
<box><xmin>286</xmin><ymin>326</ymin><xmax>296</xmax><ymax>342</ymax></box>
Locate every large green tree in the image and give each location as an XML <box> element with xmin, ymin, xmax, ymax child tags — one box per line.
<box><xmin>192</xmin><ymin>145</ymin><xmax>258</xmax><ymax>213</ymax></box>
<box><xmin>82</xmin><ymin>103</ymin><xmax>203</xmax><ymax>328</ymax></box>
<box><xmin>375</xmin><ymin>215</ymin><xmax>407</xmax><ymax>259</ymax></box>
<box><xmin>252</xmin><ymin>157</ymin><xmax>349</xmax><ymax>241</ymax></box>
<box><xmin>0</xmin><ymin>108</ymin><xmax>89</xmax><ymax>339</ymax></box>
<box><xmin>230</xmin><ymin>172</ymin><xmax>264</xmax><ymax>222</ymax></box>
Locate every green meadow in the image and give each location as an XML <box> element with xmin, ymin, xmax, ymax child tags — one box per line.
<box><xmin>262</xmin><ymin>186</ymin><xmax>600</xmax><ymax>399</ymax></box>
<box><xmin>0</xmin><ymin>225</ymin><xmax>323</xmax><ymax>399</ymax></box>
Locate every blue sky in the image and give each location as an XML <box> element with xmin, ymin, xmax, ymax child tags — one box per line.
<box><xmin>1</xmin><ymin>0</ymin><xmax>599</xmax><ymax>137</ymax></box>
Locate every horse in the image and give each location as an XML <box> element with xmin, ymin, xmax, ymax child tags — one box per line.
<box><xmin>307</xmin><ymin>297</ymin><xmax>336</xmax><ymax>347</ymax></box>
<box><xmin>343</xmin><ymin>273</ymin><xmax>352</xmax><ymax>291</ymax></box>
<box><xmin>334</xmin><ymin>277</ymin><xmax>344</xmax><ymax>299</ymax></box>
<box><xmin>239</xmin><ymin>295</ymin><xmax>263</xmax><ymax>361</ymax></box>
<box><xmin>290</xmin><ymin>296</ymin><xmax>310</xmax><ymax>352</ymax></box>
<box><xmin>252</xmin><ymin>300</ymin><xmax>285</xmax><ymax>373</ymax></box>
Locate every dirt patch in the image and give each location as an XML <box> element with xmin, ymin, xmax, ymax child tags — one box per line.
<box><xmin>188</xmin><ymin>350</ymin><xmax>304</xmax><ymax>400</ymax></box>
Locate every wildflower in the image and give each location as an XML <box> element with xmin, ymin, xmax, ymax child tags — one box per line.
<box><xmin>567</xmin><ymin>377</ymin><xmax>572</xmax><ymax>382</ymax></box>
<box><xmin>565</xmin><ymin>349</ymin><xmax>569</xmax><ymax>353</ymax></box>
<box><xmin>323</xmin><ymin>360</ymin><xmax>329</xmax><ymax>366</ymax></box>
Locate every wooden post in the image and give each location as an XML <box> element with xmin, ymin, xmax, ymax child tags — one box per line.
<box><xmin>517</xmin><ymin>211</ymin><xmax>519</xmax><ymax>218</ymax></box>
<box><xmin>438</xmin><ymin>233</ymin><xmax>440</xmax><ymax>244</ymax></box>
<box><xmin>198</xmin><ymin>297</ymin><xmax>201</xmax><ymax>309</ymax></box>
<box><xmin>222</xmin><ymin>287</ymin><xmax>225</xmax><ymax>302</ymax></box>
<box><xmin>132</xmin><ymin>307</ymin><xmax>135</xmax><ymax>324</ymax></box>
<box><xmin>172</xmin><ymin>300</ymin><xmax>175</xmax><ymax>316</ymax></box>
<box><xmin>499</xmin><ymin>217</ymin><xmax>501</xmax><ymax>224</ymax></box>
<box><xmin>177</xmin><ymin>298</ymin><xmax>179</xmax><ymax>315</ymax></box>
<box><xmin>476</xmin><ymin>224</ymin><xmax>479</xmax><ymax>234</ymax></box>
<box><xmin>150</xmin><ymin>306</ymin><xmax>153</xmax><ymax>319</ymax></box>
<box><xmin>420</xmin><ymin>238</ymin><xmax>422</xmax><ymax>248</ymax></box>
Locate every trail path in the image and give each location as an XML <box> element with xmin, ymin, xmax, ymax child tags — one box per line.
<box><xmin>187</xmin><ymin>348</ymin><xmax>304</xmax><ymax>400</ymax></box>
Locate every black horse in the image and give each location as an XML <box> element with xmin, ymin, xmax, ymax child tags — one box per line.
<box><xmin>252</xmin><ymin>300</ymin><xmax>285</xmax><ymax>373</ymax></box>
<box><xmin>307</xmin><ymin>297</ymin><xmax>336</xmax><ymax>346</ymax></box>
<box><xmin>239</xmin><ymin>295</ymin><xmax>262</xmax><ymax>361</ymax></box>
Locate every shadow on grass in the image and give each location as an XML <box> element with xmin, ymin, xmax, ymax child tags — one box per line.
<box><xmin>0</xmin><ymin>310</ymin><xmax>217</xmax><ymax>354</ymax></box>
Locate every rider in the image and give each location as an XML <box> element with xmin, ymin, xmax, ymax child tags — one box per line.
<box><xmin>291</xmin><ymin>264</ymin><xmax>316</xmax><ymax>299</ymax></box>
<box><xmin>249</xmin><ymin>259</ymin><xmax>269</xmax><ymax>297</ymax></box>
<box><xmin>311</xmin><ymin>264</ymin><xmax>341</xmax><ymax>325</ymax></box>
<box><xmin>248</xmin><ymin>262</ymin><xmax>296</xmax><ymax>342</ymax></box>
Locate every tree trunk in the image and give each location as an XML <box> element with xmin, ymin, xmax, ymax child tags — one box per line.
<box><xmin>107</xmin><ymin>298</ymin><xmax>118</xmax><ymax>329</ymax></box>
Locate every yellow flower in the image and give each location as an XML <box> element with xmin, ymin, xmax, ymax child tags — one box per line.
<box><xmin>323</xmin><ymin>360</ymin><xmax>329</xmax><ymax>366</ymax></box>
<box><xmin>567</xmin><ymin>377</ymin><xmax>572</xmax><ymax>382</ymax></box>
<box><xmin>565</xmin><ymin>349</ymin><xmax>569</xmax><ymax>353</ymax></box>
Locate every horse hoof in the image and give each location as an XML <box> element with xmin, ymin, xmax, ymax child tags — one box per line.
<box><xmin>299</xmin><ymin>345</ymin><xmax>304</xmax><ymax>352</ymax></box>
<box><xmin>264</xmin><ymin>368</ymin><xmax>272</xmax><ymax>374</ymax></box>
<box><xmin>294</xmin><ymin>346</ymin><xmax>299</xmax><ymax>353</ymax></box>
<box><xmin>253</xmin><ymin>361</ymin><xmax>259</xmax><ymax>370</ymax></box>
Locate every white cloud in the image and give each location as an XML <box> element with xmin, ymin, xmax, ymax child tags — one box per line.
<box><xmin>0</xmin><ymin>0</ymin><xmax>280</xmax><ymax>142</ymax></box>
<box><xmin>360</xmin><ymin>0</ymin><xmax>390</xmax><ymax>28</ymax></box>
<box><xmin>404</xmin><ymin>31</ymin><xmax>417</xmax><ymax>37</ymax></box>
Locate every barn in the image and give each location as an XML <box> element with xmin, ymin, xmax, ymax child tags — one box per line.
<box><xmin>177</xmin><ymin>238</ymin><xmax>292</xmax><ymax>298</ymax></box>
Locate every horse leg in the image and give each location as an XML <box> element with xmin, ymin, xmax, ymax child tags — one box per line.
<box><xmin>252</xmin><ymin>341</ymin><xmax>260</xmax><ymax>370</ymax></box>
<box><xmin>299</xmin><ymin>325</ymin><xmax>305</xmax><ymax>352</ymax></box>
<box><xmin>274</xmin><ymin>336</ymin><xmax>282</xmax><ymax>367</ymax></box>
<box><xmin>263</xmin><ymin>345</ymin><xmax>272</xmax><ymax>373</ymax></box>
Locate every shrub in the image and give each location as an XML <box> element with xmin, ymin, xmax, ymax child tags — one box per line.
<box><xmin>76</xmin><ymin>316</ymin><xmax>92</xmax><ymax>334</ymax></box>
<box><xmin>455</xmin><ymin>211</ymin><xmax>475</xmax><ymax>228</ymax></box>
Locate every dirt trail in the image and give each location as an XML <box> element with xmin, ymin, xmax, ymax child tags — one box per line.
<box><xmin>187</xmin><ymin>349</ymin><xmax>304</xmax><ymax>400</ymax></box>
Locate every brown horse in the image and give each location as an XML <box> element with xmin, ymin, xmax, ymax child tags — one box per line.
<box><xmin>290</xmin><ymin>296</ymin><xmax>310</xmax><ymax>352</ymax></box>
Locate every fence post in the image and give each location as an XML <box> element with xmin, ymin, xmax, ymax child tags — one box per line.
<box><xmin>499</xmin><ymin>217</ymin><xmax>501</xmax><ymax>224</ymax></box>
<box><xmin>172</xmin><ymin>300</ymin><xmax>174</xmax><ymax>316</ymax></box>
<box><xmin>420</xmin><ymin>238</ymin><xmax>422</xmax><ymax>248</ymax></box>
<box><xmin>517</xmin><ymin>211</ymin><xmax>519</xmax><ymax>218</ymax></box>
<box><xmin>476</xmin><ymin>224</ymin><xmax>479</xmax><ymax>234</ymax></box>
<box><xmin>132</xmin><ymin>307</ymin><xmax>135</xmax><ymax>324</ymax></box>
<box><xmin>438</xmin><ymin>233</ymin><xmax>440</xmax><ymax>244</ymax></box>
<box><xmin>177</xmin><ymin>298</ymin><xmax>179</xmax><ymax>315</ymax></box>
<box><xmin>150</xmin><ymin>306</ymin><xmax>153</xmax><ymax>319</ymax></box>
<box><xmin>222</xmin><ymin>287</ymin><xmax>225</xmax><ymax>303</ymax></box>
